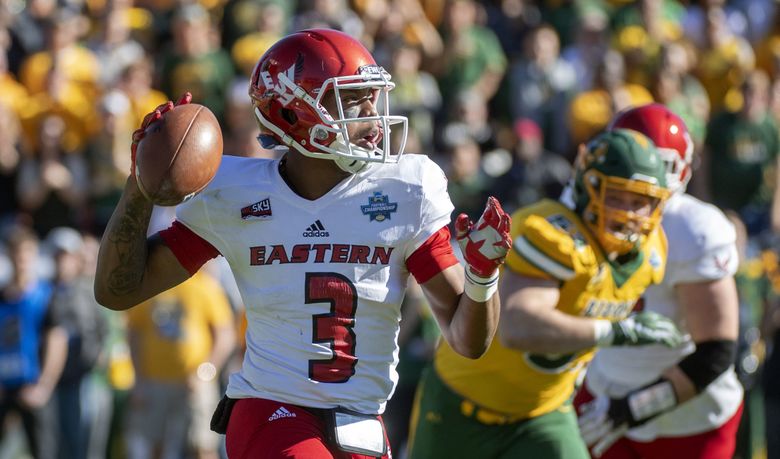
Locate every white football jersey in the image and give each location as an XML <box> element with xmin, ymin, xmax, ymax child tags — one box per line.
<box><xmin>586</xmin><ymin>193</ymin><xmax>743</xmax><ymax>439</ymax></box>
<box><xmin>176</xmin><ymin>154</ymin><xmax>454</xmax><ymax>414</ymax></box>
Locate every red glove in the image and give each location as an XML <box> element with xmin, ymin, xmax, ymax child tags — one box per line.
<box><xmin>130</xmin><ymin>92</ymin><xmax>192</xmax><ymax>175</ymax></box>
<box><xmin>455</xmin><ymin>196</ymin><xmax>512</xmax><ymax>278</ymax></box>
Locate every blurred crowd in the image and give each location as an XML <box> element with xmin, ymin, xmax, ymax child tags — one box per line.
<box><xmin>1</xmin><ymin>0</ymin><xmax>780</xmax><ymax>458</ymax></box>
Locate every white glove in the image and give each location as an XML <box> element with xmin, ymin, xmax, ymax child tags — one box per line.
<box><xmin>578</xmin><ymin>379</ymin><xmax>677</xmax><ymax>457</ymax></box>
<box><xmin>577</xmin><ymin>395</ymin><xmax>629</xmax><ymax>458</ymax></box>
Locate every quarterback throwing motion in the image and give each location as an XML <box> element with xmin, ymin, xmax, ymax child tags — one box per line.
<box><xmin>94</xmin><ymin>29</ymin><xmax>511</xmax><ymax>458</ymax></box>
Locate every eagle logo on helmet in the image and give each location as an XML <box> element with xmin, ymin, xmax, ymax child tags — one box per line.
<box><xmin>259</xmin><ymin>53</ymin><xmax>305</xmax><ymax>107</ymax></box>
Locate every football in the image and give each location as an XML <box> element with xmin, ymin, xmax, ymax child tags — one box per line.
<box><xmin>134</xmin><ymin>103</ymin><xmax>223</xmax><ymax>206</ymax></box>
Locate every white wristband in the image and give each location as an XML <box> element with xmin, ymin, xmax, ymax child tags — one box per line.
<box><xmin>627</xmin><ymin>380</ymin><xmax>677</xmax><ymax>421</ymax></box>
<box><xmin>593</xmin><ymin>319</ymin><xmax>615</xmax><ymax>346</ymax></box>
<box><xmin>463</xmin><ymin>270</ymin><xmax>499</xmax><ymax>303</ymax></box>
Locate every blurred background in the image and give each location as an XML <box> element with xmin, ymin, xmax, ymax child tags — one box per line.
<box><xmin>0</xmin><ymin>0</ymin><xmax>779</xmax><ymax>458</ymax></box>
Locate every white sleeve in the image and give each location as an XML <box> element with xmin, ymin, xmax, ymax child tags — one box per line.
<box><xmin>405</xmin><ymin>157</ymin><xmax>454</xmax><ymax>258</ymax></box>
<box><xmin>175</xmin><ymin>193</ymin><xmax>233</xmax><ymax>259</ymax></box>
<box><xmin>662</xmin><ymin>196</ymin><xmax>738</xmax><ymax>284</ymax></box>
<box><xmin>664</xmin><ymin>241</ymin><xmax>738</xmax><ymax>284</ymax></box>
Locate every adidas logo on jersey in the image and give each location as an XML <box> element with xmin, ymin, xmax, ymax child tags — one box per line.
<box><xmin>268</xmin><ymin>406</ymin><xmax>297</xmax><ymax>422</ymax></box>
<box><xmin>303</xmin><ymin>220</ymin><xmax>330</xmax><ymax>237</ymax></box>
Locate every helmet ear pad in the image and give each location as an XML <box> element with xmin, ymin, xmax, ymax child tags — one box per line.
<box><xmin>280</xmin><ymin>108</ymin><xmax>298</xmax><ymax>125</ymax></box>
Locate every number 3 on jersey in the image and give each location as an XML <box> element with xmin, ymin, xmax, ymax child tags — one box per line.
<box><xmin>307</xmin><ymin>273</ymin><xmax>358</xmax><ymax>383</ymax></box>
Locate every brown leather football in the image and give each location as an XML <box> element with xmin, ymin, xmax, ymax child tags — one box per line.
<box><xmin>134</xmin><ymin>103</ymin><xmax>223</xmax><ymax>206</ymax></box>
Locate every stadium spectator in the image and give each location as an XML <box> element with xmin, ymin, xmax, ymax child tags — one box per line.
<box><xmin>727</xmin><ymin>211</ymin><xmax>773</xmax><ymax>459</ymax></box>
<box><xmin>442</xmin><ymin>131</ymin><xmax>493</xmax><ymax>220</ymax></box>
<box><xmin>45</xmin><ymin>227</ymin><xmax>108</xmax><ymax>459</ymax></box>
<box><xmin>0</xmin><ymin>226</ymin><xmax>68</xmax><ymax>459</ymax></box>
<box><xmin>489</xmin><ymin>118</ymin><xmax>571</xmax><ymax>214</ymax></box>
<box><xmin>432</xmin><ymin>0</ymin><xmax>506</xmax><ymax>114</ymax></box>
<box><xmin>439</xmin><ymin>89</ymin><xmax>498</xmax><ymax>153</ymax></box>
<box><xmin>16</xmin><ymin>113</ymin><xmax>89</xmax><ymax>237</ymax></box>
<box><xmin>221</xmin><ymin>0</ymin><xmax>289</xmax><ymax>56</ymax></box>
<box><xmin>18</xmin><ymin>8</ymin><xmax>98</xmax><ymax>100</ymax></box>
<box><xmin>6</xmin><ymin>0</ymin><xmax>56</xmax><ymax>74</ymax></box>
<box><xmin>506</xmin><ymin>24</ymin><xmax>576</xmax><ymax>155</ymax></box>
<box><xmin>561</xmin><ymin>7</ymin><xmax>610</xmax><ymax>94</ymax></box>
<box><xmin>87</xmin><ymin>7</ymin><xmax>146</xmax><ymax>86</ymax></box>
<box><xmin>116</xmin><ymin>58</ymin><xmax>168</xmax><ymax>130</ymax></box>
<box><xmin>567</xmin><ymin>49</ymin><xmax>653</xmax><ymax>149</ymax></box>
<box><xmin>702</xmin><ymin>69</ymin><xmax>780</xmax><ymax>235</ymax></box>
<box><xmin>0</xmin><ymin>27</ymin><xmax>30</xmax><ymax>119</ymax></box>
<box><xmin>124</xmin><ymin>270</ymin><xmax>235</xmax><ymax>459</ymax></box>
<box><xmin>0</xmin><ymin>104</ymin><xmax>23</xmax><ymax>223</ymax></box>
<box><xmin>652</xmin><ymin>41</ymin><xmax>710</xmax><ymax>148</ymax></box>
<box><xmin>290</xmin><ymin>0</ymin><xmax>364</xmax><ymax>38</ymax></box>
<box><xmin>158</xmin><ymin>4</ymin><xmax>234</xmax><ymax>122</ymax></box>
<box><xmin>694</xmin><ymin>5</ymin><xmax>756</xmax><ymax>113</ymax></box>
<box><xmin>387</xmin><ymin>38</ymin><xmax>442</xmax><ymax>153</ymax></box>
<box><xmin>610</xmin><ymin>0</ymin><xmax>685</xmax><ymax>89</ymax></box>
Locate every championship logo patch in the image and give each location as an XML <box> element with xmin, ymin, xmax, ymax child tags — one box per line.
<box><xmin>241</xmin><ymin>198</ymin><xmax>272</xmax><ymax>220</ymax></box>
<box><xmin>361</xmin><ymin>192</ymin><xmax>397</xmax><ymax>222</ymax></box>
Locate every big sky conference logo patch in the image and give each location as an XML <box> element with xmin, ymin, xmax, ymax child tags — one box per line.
<box><xmin>241</xmin><ymin>198</ymin><xmax>272</xmax><ymax>220</ymax></box>
<box><xmin>361</xmin><ymin>192</ymin><xmax>397</xmax><ymax>222</ymax></box>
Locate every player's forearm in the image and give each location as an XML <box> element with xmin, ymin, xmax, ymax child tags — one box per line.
<box><xmin>209</xmin><ymin>325</ymin><xmax>237</xmax><ymax>371</ymax></box>
<box><xmin>94</xmin><ymin>178</ymin><xmax>155</xmax><ymax>310</ymax></box>
<box><xmin>446</xmin><ymin>294</ymin><xmax>500</xmax><ymax>359</ymax></box>
<box><xmin>662</xmin><ymin>365</ymin><xmax>697</xmax><ymax>404</ymax></box>
<box><xmin>500</xmin><ymin>307</ymin><xmax>598</xmax><ymax>354</ymax></box>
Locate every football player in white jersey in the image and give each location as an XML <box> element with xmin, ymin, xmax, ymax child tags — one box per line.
<box><xmin>93</xmin><ymin>29</ymin><xmax>512</xmax><ymax>458</ymax></box>
<box><xmin>574</xmin><ymin>104</ymin><xmax>743</xmax><ymax>458</ymax></box>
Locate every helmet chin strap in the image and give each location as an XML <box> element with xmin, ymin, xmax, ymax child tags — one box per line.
<box><xmin>330</xmin><ymin>133</ymin><xmax>371</xmax><ymax>173</ymax></box>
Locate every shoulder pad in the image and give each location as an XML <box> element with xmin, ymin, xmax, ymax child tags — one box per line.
<box><xmin>506</xmin><ymin>201</ymin><xmax>594</xmax><ymax>280</ymax></box>
<box><xmin>201</xmin><ymin>155</ymin><xmax>274</xmax><ymax>193</ymax></box>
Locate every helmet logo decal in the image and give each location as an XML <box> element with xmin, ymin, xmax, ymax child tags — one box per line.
<box><xmin>260</xmin><ymin>53</ymin><xmax>304</xmax><ymax>107</ymax></box>
<box><xmin>627</xmin><ymin>130</ymin><xmax>651</xmax><ymax>149</ymax></box>
<box><xmin>358</xmin><ymin>65</ymin><xmax>386</xmax><ymax>80</ymax></box>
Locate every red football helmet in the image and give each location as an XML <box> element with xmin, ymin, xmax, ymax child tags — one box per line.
<box><xmin>609</xmin><ymin>103</ymin><xmax>693</xmax><ymax>194</ymax></box>
<box><xmin>249</xmin><ymin>29</ymin><xmax>408</xmax><ymax>173</ymax></box>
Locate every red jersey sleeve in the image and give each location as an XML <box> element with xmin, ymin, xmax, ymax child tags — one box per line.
<box><xmin>158</xmin><ymin>221</ymin><xmax>220</xmax><ymax>275</ymax></box>
<box><xmin>406</xmin><ymin>226</ymin><xmax>459</xmax><ymax>284</ymax></box>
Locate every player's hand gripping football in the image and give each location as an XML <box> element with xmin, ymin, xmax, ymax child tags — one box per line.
<box><xmin>455</xmin><ymin>197</ymin><xmax>512</xmax><ymax>302</ymax></box>
<box><xmin>130</xmin><ymin>92</ymin><xmax>192</xmax><ymax>176</ymax></box>
<box><xmin>609</xmin><ymin>311</ymin><xmax>683</xmax><ymax>347</ymax></box>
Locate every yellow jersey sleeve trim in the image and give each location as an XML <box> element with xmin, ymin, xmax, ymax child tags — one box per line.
<box><xmin>513</xmin><ymin>235</ymin><xmax>576</xmax><ymax>281</ymax></box>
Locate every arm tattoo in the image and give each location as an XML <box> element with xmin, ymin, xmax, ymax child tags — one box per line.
<box><xmin>106</xmin><ymin>194</ymin><xmax>153</xmax><ymax>296</ymax></box>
